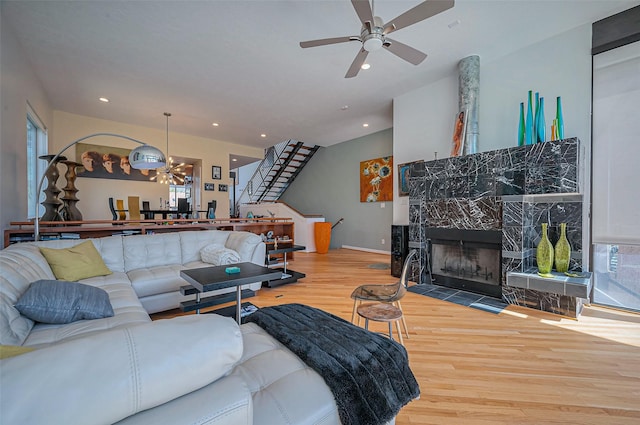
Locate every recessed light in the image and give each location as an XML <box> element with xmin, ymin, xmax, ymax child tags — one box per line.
<box><xmin>232</xmin><ymin>158</ymin><xmax>237</xmax><ymax>162</ymax></box>
<box><xmin>99</xmin><ymin>97</ymin><xmax>109</xmax><ymax>103</ymax></box>
<box><xmin>361</xmin><ymin>63</ymin><xmax>371</xmax><ymax>70</ymax></box>
<box><xmin>363</xmin><ymin>123</ymin><xmax>369</xmax><ymax>127</ymax></box>
<box><xmin>341</xmin><ymin>105</ymin><xmax>349</xmax><ymax>110</ymax></box>
<box><xmin>260</xmin><ymin>134</ymin><xmax>267</xmax><ymax>138</ymax></box>
<box><xmin>212</xmin><ymin>122</ymin><xmax>219</xmax><ymax>127</ymax></box>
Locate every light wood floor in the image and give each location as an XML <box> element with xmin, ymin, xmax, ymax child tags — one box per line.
<box><xmin>152</xmin><ymin>249</ymin><xmax>640</xmax><ymax>425</ymax></box>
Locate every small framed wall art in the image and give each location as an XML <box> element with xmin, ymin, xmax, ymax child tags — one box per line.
<box><xmin>218</xmin><ymin>184</ymin><xmax>228</xmax><ymax>192</ymax></box>
<box><xmin>212</xmin><ymin>166</ymin><xmax>222</xmax><ymax>180</ymax></box>
<box><xmin>204</xmin><ymin>183</ymin><xmax>215</xmax><ymax>191</ymax></box>
<box><xmin>397</xmin><ymin>161</ymin><xmax>416</xmax><ymax>197</ymax></box>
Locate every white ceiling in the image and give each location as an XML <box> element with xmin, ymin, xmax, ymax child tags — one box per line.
<box><xmin>3</xmin><ymin>0</ymin><xmax>637</xmax><ymax>154</ymax></box>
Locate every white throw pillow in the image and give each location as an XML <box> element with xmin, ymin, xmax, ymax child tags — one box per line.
<box><xmin>200</xmin><ymin>244</ymin><xmax>241</xmax><ymax>265</ymax></box>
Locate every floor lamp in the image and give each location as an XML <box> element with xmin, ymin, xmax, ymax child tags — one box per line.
<box><xmin>34</xmin><ymin>133</ymin><xmax>166</xmax><ymax>241</ymax></box>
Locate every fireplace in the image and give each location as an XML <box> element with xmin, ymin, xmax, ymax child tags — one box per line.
<box><xmin>426</xmin><ymin>228</ymin><xmax>502</xmax><ymax>298</ymax></box>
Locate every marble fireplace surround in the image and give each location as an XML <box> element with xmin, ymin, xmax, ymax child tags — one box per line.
<box><xmin>408</xmin><ymin>138</ymin><xmax>584</xmax><ymax>316</ymax></box>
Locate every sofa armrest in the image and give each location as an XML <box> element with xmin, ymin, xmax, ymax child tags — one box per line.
<box><xmin>0</xmin><ymin>315</ymin><xmax>243</xmax><ymax>425</ymax></box>
<box><xmin>225</xmin><ymin>232</ymin><xmax>265</xmax><ymax>265</ymax></box>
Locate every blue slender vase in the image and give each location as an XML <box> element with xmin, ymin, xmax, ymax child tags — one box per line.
<box><xmin>525</xmin><ymin>91</ymin><xmax>534</xmax><ymax>145</ymax></box>
<box><xmin>536</xmin><ymin>97</ymin><xmax>546</xmax><ymax>143</ymax></box>
<box><xmin>556</xmin><ymin>96</ymin><xmax>564</xmax><ymax>139</ymax></box>
<box><xmin>518</xmin><ymin>102</ymin><xmax>525</xmax><ymax>146</ymax></box>
<box><xmin>534</xmin><ymin>92</ymin><xmax>540</xmax><ymax>133</ymax></box>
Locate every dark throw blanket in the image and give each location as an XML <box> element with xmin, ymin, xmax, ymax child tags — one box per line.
<box><xmin>245</xmin><ymin>303</ymin><xmax>420</xmax><ymax>425</ymax></box>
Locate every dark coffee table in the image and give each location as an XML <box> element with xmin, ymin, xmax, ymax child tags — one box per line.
<box><xmin>180</xmin><ymin>262</ymin><xmax>281</xmax><ymax>323</ymax></box>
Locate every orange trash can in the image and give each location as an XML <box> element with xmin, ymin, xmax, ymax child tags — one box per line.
<box><xmin>314</xmin><ymin>222</ymin><xmax>332</xmax><ymax>254</ymax></box>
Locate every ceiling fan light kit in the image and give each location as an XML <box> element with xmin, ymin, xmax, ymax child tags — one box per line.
<box><xmin>299</xmin><ymin>0</ymin><xmax>455</xmax><ymax>78</ymax></box>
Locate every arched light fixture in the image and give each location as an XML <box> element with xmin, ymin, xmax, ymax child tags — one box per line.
<box><xmin>34</xmin><ymin>133</ymin><xmax>165</xmax><ymax>240</ymax></box>
<box><xmin>151</xmin><ymin>112</ymin><xmax>187</xmax><ymax>185</ymax></box>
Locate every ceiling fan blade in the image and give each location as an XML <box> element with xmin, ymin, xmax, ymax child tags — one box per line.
<box><xmin>383</xmin><ymin>38</ymin><xmax>427</xmax><ymax>65</ymax></box>
<box><xmin>351</xmin><ymin>0</ymin><xmax>374</xmax><ymax>26</ymax></box>
<box><xmin>383</xmin><ymin>0</ymin><xmax>455</xmax><ymax>35</ymax></box>
<box><xmin>345</xmin><ymin>48</ymin><xmax>369</xmax><ymax>78</ymax></box>
<box><xmin>300</xmin><ymin>36</ymin><xmax>359</xmax><ymax>48</ymax></box>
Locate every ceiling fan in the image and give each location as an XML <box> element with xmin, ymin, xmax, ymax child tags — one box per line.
<box><xmin>300</xmin><ymin>0</ymin><xmax>454</xmax><ymax>78</ymax></box>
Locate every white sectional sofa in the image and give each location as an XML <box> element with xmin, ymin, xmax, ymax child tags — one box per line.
<box><xmin>0</xmin><ymin>229</ymin><xmax>414</xmax><ymax>424</ymax></box>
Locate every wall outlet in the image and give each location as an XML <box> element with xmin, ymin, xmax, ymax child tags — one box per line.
<box><xmin>381</xmin><ymin>238</ymin><xmax>385</xmax><ymax>245</ymax></box>
<box><xmin>380</xmin><ymin>202</ymin><xmax>385</xmax><ymax>208</ymax></box>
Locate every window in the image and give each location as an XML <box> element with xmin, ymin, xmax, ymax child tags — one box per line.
<box><xmin>26</xmin><ymin>107</ymin><xmax>48</xmax><ymax>218</ymax></box>
<box><xmin>592</xmin><ymin>36</ymin><xmax>640</xmax><ymax>312</ymax></box>
<box><xmin>168</xmin><ymin>184</ymin><xmax>186</xmax><ymax>208</ymax></box>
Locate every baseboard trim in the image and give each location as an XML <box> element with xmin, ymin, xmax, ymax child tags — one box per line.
<box><xmin>341</xmin><ymin>245</ymin><xmax>390</xmax><ymax>255</ymax></box>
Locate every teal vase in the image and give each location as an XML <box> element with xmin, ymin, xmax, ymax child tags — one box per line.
<box><xmin>525</xmin><ymin>91</ymin><xmax>534</xmax><ymax>145</ymax></box>
<box><xmin>536</xmin><ymin>223</ymin><xmax>554</xmax><ymax>274</ymax></box>
<box><xmin>554</xmin><ymin>223</ymin><xmax>571</xmax><ymax>273</ymax></box>
<box><xmin>518</xmin><ymin>102</ymin><xmax>525</xmax><ymax>146</ymax></box>
<box><xmin>534</xmin><ymin>92</ymin><xmax>540</xmax><ymax>133</ymax></box>
<box><xmin>556</xmin><ymin>96</ymin><xmax>564</xmax><ymax>140</ymax></box>
<box><xmin>536</xmin><ymin>97</ymin><xmax>546</xmax><ymax>143</ymax></box>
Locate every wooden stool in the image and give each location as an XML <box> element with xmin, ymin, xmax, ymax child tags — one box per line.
<box><xmin>356</xmin><ymin>302</ymin><xmax>404</xmax><ymax>345</ymax></box>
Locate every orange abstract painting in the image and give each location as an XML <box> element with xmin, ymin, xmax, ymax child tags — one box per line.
<box><xmin>360</xmin><ymin>156</ymin><xmax>393</xmax><ymax>202</ymax></box>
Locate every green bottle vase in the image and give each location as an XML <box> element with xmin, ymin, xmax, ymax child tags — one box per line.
<box><xmin>554</xmin><ymin>223</ymin><xmax>571</xmax><ymax>273</ymax></box>
<box><xmin>536</xmin><ymin>223</ymin><xmax>554</xmax><ymax>274</ymax></box>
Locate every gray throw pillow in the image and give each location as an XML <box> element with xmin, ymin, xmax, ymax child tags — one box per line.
<box><xmin>15</xmin><ymin>280</ymin><xmax>114</xmax><ymax>324</ymax></box>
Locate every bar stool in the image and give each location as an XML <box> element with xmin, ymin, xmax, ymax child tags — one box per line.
<box><xmin>356</xmin><ymin>302</ymin><xmax>404</xmax><ymax>345</ymax></box>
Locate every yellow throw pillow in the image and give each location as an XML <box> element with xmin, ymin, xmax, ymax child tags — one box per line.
<box><xmin>0</xmin><ymin>345</ymin><xmax>35</xmax><ymax>359</ymax></box>
<box><xmin>39</xmin><ymin>240</ymin><xmax>112</xmax><ymax>281</ymax></box>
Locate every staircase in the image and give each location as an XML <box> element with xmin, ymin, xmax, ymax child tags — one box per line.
<box><xmin>238</xmin><ymin>139</ymin><xmax>319</xmax><ymax>205</ymax></box>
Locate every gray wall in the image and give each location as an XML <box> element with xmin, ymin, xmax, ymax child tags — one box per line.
<box><xmin>1</xmin><ymin>13</ymin><xmax>53</xmax><ymax>230</ymax></box>
<box><xmin>280</xmin><ymin>128</ymin><xmax>393</xmax><ymax>252</ymax></box>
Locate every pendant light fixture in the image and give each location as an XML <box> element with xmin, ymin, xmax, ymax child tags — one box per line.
<box><xmin>151</xmin><ymin>112</ymin><xmax>187</xmax><ymax>185</ymax></box>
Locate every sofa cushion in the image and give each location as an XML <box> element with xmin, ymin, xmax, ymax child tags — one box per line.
<box><xmin>15</xmin><ymin>280</ymin><xmax>114</xmax><ymax>324</ymax></box>
<box><xmin>23</xmin><ymin>281</ymin><xmax>150</xmax><ymax>347</ymax></box>
<box><xmin>179</xmin><ymin>230</ymin><xmax>231</xmax><ymax>264</ymax></box>
<box><xmin>0</xmin><ymin>315</ymin><xmax>244</xmax><ymax>425</ymax></box>
<box><xmin>39</xmin><ymin>240</ymin><xmax>112</xmax><ymax>281</ymax></box>
<box><xmin>200</xmin><ymin>245</ymin><xmax>241</xmax><ymax>265</ymax></box>
<box><xmin>232</xmin><ymin>323</ymin><xmax>340</xmax><ymax>424</ymax></box>
<box><xmin>123</xmin><ymin>233</ymin><xmax>182</xmax><ymax>271</ymax></box>
<box><xmin>1</xmin><ymin>245</ymin><xmax>57</xmax><ymax>345</ymax></box>
<box><xmin>113</xmin><ymin>374</ymin><xmax>253</xmax><ymax>425</ymax></box>
<box><xmin>18</xmin><ymin>236</ymin><xmax>126</xmax><ymax>273</ymax></box>
<box><xmin>225</xmin><ymin>232</ymin><xmax>263</xmax><ymax>261</ymax></box>
<box><xmin>127</xmin><ymin>264</ymin><xmax>185</xmax><ymax>299</ymax></box>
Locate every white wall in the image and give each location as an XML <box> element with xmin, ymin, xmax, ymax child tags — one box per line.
<box><xmin>0</xmin><ymin>15</ymin><xmax>53</xmax><ymax>229</ymax></box>
<box><xmin>233</xmin><ymin>160</ymin><xmax>260</xmax><ymax>207</ymax></box>
<box><xmin>393</xmin><ymin>24</ymin><xmax>594</xmax><ymax>226</ymax></box>
<box><xmin>238</xmin><ymin>202</ymin><xmax>325</xmax><ymax>252</ymax></box>
<box><xmin>51</xmin><ymin>111</ymin><xmax>263</xmax><ymax>220</ymax></box>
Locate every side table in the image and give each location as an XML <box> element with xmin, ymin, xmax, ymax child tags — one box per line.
<box><xmin>264</xmin><ymin>244</ymin><xmax>306</xmax><ymax>287</ymax></box>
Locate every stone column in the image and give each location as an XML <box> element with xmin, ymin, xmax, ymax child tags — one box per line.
<box><xmin>458</xmin><ymin>55</ymin><xmax>480</xmax><ymax>155</ymax></box>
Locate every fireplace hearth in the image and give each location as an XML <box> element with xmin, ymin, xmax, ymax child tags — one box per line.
<box><xmin>426</xmin><ymin>228</ymin><xmax>502</xmax><ymax>298</ymax></box>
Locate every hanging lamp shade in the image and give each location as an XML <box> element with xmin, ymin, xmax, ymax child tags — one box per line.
<box><xmin>130</xmin><ymin>144</ymin><xmax>166</xmax><ymax>169</ymax></box>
